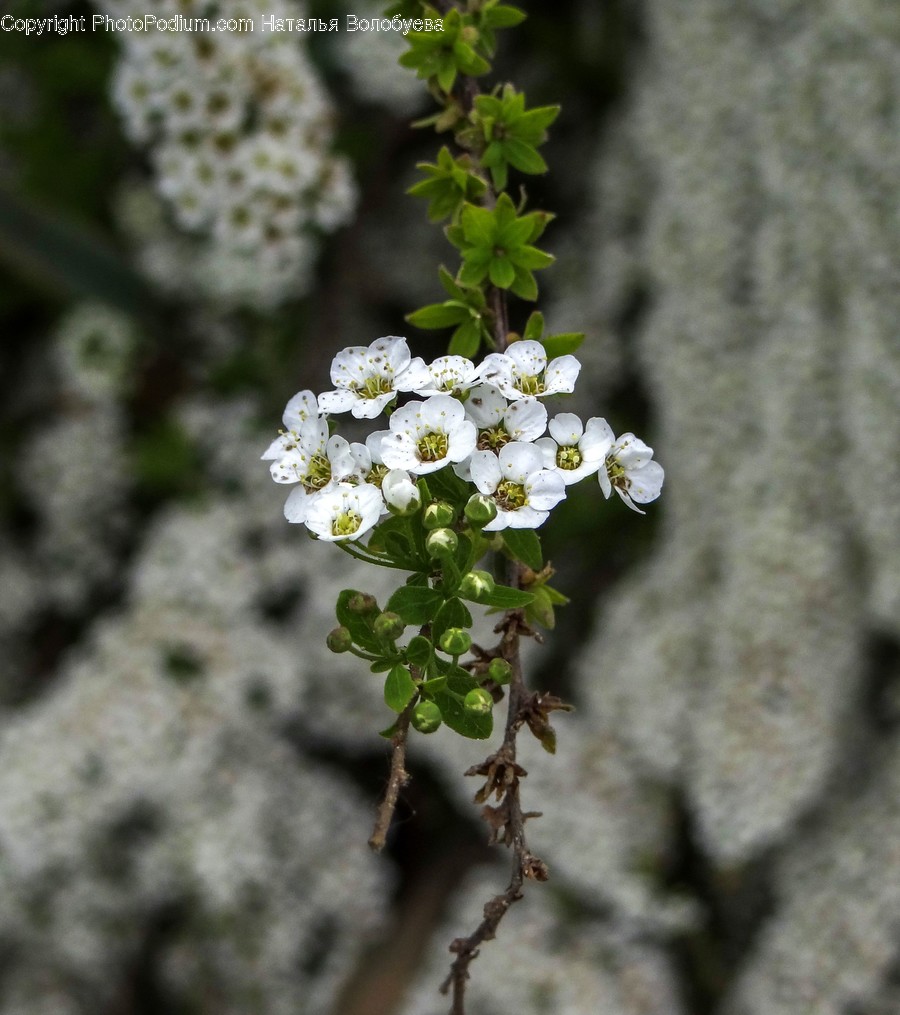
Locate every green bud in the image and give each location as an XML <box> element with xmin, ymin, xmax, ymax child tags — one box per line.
<box><xmin>411</xmin><ymin>699</ymin><xmax>442</xmax><ymax>734</ymax></box>
<box><xmin>464</xmin><ymin>493</ymin><xmax>498</xmax><ymax>528</ymax></box>
<box><xmin>373</xmin><ymin>611</ymin><xmax>405</xmax><ymax>641</ymax></box>
<box><xmin>488</xmin><ymin>657</ymin><xmax>512</xmax><ymax>685</ymax></box>
<box><xmin>426</xmin><ymin>527</ymin><xmax>458</xmax><ymax>559</ymax></box>
<box><xmin>464</xmin><ymin>688</ymin><xmax>494</xmax><ymax>716</ymax></box>
<box><xmin>423</xmin><ymin>501</ymin><xmax>456</xmax><ymax>530</ymax></box>
<box><xmin>439</xmin><ymin>627</ymin><xmax>472</xmax><ymax>656</ymax></box>
<box><xmin>347</xmin><ymin>592</ymin><xmax>378</xmax><ymax>615</ymax></box>
<box><xmin>326</xmin><ymin>626</ymin><xmax>353</xmax><ymax>653</ymax></box>
<box><xmin>406</xmin><ymin>635</ymin><xmax>433</xmax><ymax>668</ymax></box>
<box><xmin>459</xmin><ymin>569</ymin><xmax>495</xmax><ymax>600</ymax></box>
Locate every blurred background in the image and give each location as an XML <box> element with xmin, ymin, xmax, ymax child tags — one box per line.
<box><xmin>1</xmin><ymin>0</ymin><xmax>899</xmax><ymax>1012</ymax></box>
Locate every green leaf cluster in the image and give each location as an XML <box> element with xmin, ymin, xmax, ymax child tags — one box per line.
<box><xmin>472</xmin><ymin>85</ymin><xmax>559</xmax><ymax>191</ymax></box>
<box><xmin>399</xmin><ymin>8</ymin><xmax>491</xmax><ymax>94</ymax></box>
<box><xmin>446</xmin><ymin>193</ymin><xmax>554</xmax><ymax>300</ymax></box>
<box><xmin>407</xmin><ymin>147</ymin><xmax>487</xmax><ymax>222</ymax></box>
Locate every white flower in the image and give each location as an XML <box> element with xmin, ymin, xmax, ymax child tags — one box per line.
<box><xmin>304</xmin><ymin>483</ymin><xmax>383</xmax><ymax>541</ymax></box>
<box><xmin>317</xmin><ymin>336</ymin><xmax>430</xmax><ymax>419</ymax></box>
<box><xmin>274</xmin><ymin>417</ymin><xmax>355</xmax><ymax>523</ymax></box>
<box><xmin>477</xmin><ymin>340</ymin><xmax>581</xmax><ymax>400</ymax></box>
<box><xmin>410</xmin><ymin>355</ymin><xmax>482</xmax><ymax>397</ymax></box>
<box><xmin>381</xmin><ymin>469</ymin><xmax>421</xmax><ymax>514</ymax></box>
<box><xmin>455</xmin><ymin>383</ymin><xmax>547</xmax><ymax>480</ymax></box>
<box><xmin>470</xmin><ymin>442</ymin><xmax>566</xmax><ymax>531</ymax></box>
<box><xmin>597</xmin><ymin>430</ymin><xmax>665</xmax><ymax>514</ymax></box>
<box><xmin>261</xmin><ymin>389</ymin><xmax>319</xmax><ymax>461</ymax></box>
<box><xmin>381</xmin><ymin>395</ymin><xmax>477</xmax><ymax>476</ymax></box>
<box><xmin>349</xmin><ymin>430</ymin><xmax>391</xmax><ymax>489</ymax></box>
<box><xmin>535</xmin><ymin>413</ymin><xmax>610</xmax><ymax>485</ymax></box>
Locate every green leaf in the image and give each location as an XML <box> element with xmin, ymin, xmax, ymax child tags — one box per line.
<box><xmin>460</xmin><ymin>582</ymin><xmax>534</xmax><ymax>609</ymax></box>
<box><xmin>482</xmin><ymin>3</ymin><xmax>527</xmax><ymax>28</ymax></box>
<box><xmin>542</xmin><ymin>332</ymin><xmax>586</xmax><ymax>358</ymax></box>
<box><xmin>449</xmin><ymin>319</ymin><xmax>481</xmax><ymax>357</ymax></box>
<box><xmin>370</xmin><ymin>659</ymin><xmax>396</xmax><ymax>673</ymax></box>
<box><xmin>433</xmin><ymin>665</ymin><xmax>493</xmax><ymax>739</ymax></box>
<box><xmin>384</xmin><ymin>664</ymin><xmax>417</xmax><ymax>713</ymax></box>
<box><xmin>523</xmin><ymin>311</ymin><xmax>544</xmax><ymax>341</ymax></box>
<box><xmin>525</xmin><ymin>585</ymin><xmax>556</xmax><ymax>629</ymax></box>
<box><xmin>502</xmin><ymin>529</ymin><xmax>543</xmax><ymax>570</ymax></box>
<box><xmin>432</xmin><ymin>597</ymin><xmax>473</xmax><ymax>644</ymax></box>
<box><xmin>514</xmin><ymin>245</ymin><xmax>555</xmax><ymax>270</ymax></box>
<box><xmin>509</xmin><ymin>265</ymin><xmax>538</xmax><ymax>301</ymax></box>
<box><xmin>405</xmin><ymin>634</ymin><xmax>433</xmax><ymax>668</ymax></box>
<box><xmin>407</xmin><ymin>302</ymin><xmax>469</xmax><ymax>329</ymax></box>
<box><xmin>488</xmin><ymin>257</ymin><xmax>516</xmax><ymax>289</ymax></box>
<box><xmin>543</xmin><ymin>585</ymin><xmax>570</xmax><ymax>605</ymax></box>
<box><xmin>386</xmin><ymin>583</ymin><xmax>444</xmax><ymax>625</ymax></box>
<box><xmin>504</xmin><ymin>138</ymin><xmax>548</xmax><ymax>175</ymax></box>
<box><xmin>336</xmin><ymin>589</ymin><xmax>382</xmax><ymax>653</ymax></box>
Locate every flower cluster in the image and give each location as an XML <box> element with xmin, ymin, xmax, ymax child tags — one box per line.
<box><xmin>102</xmin><ymin>0</ymin><xmax>355</xmax><ymax>308</ymax></box>
<box><xmin>263</xmin><ymin>337</ymin><xmax>663</xmax><ymax>542</ymax></box>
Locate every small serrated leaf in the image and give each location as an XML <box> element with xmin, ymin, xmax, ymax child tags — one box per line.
<box><xmin>502</xmin><ymin>529</ymin><xmax>543</xmax><ymax>570</ymax></box>
<box><xmin>542</xmin><ymin>332</ymin><xmax>586</xmax><ymax>358</ymax></box>
<box><xmin>386</xmin><ymin>583</ymin><xmax>444</xmax><ymax>625</ymax></box>
<box><xmin>384</xmin><ymin>664</ymin><xmax>417</xmax><ymax>713</ymax></box>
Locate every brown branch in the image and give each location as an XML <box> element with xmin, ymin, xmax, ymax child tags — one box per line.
<box><xmin>440</xmin><ymin>605</ymin><xmax>550</xmax><ymax>1012</ymax></box>
<box><xmin>368</xmin><ymin>702</ymin><xmax>413</xmax><ymax>852</ymax></box>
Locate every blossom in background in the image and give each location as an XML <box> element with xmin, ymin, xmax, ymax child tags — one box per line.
<box><xmin>381</xmin><ymin>395</ymin><xmax>477</xmax><ymax>475</ymax></box>
<box><xmin>478</xmin><ymin>340</ymin><xmax>580</xmax><ymax>400</ymax></box>
<box><xmin>318</xmin><ymin>337</ymin><xmax>430</xmax><ymax>419</ymax></box>
<box><xmin>598</xmin><ymin>432</ymin><xmax>665</xmax><ymax>513</ymax></box>
<box><xmin>469</xmin><ymin>442</ymin><xmax>566</xmax><ymax>531</ymax></box>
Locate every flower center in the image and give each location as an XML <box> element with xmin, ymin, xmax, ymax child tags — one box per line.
<box><xmin>302</xmin><ymin>454</ymin><xmax>332</xmax><ymax>492</ymax></box>
<box><xmin>557</xmin><ymin>446</ymin><xmax>583</xmax><ymax>471</ymax></box>
<box><xmin>494</xmin><ymin>480</ymin><xmax>527</xmax><ymax>512</ymax></box>
<box><xmin>355</xmin><ymin>374</ymin><xmax>394</xmax><ymax>400</ymax></box>
<box><xmin>332</xmin><ymin>510</ymin><xmax>362</xmax><ymax>537</ymax></box>
<box><xmin>516</xmin><ymin>372</ymin><xmax>545</xmax><ymax>396</ymax></box>
<box><xmin>606</xmin><ymin>456</ymin><xmax>629</xmax><ymax>490</ymax></box>
<box><xmin>416</xmin><ymin>430</ymin><xmax>449</xmax><ymax>463</ymax></box>
<box><xmin>477</xmin><ymin>426</ymin><xmax>510</xmax><ymax>451</ymax></box>
<box><xmin>366</xmin><ymin>464</ymin><xmax>389</xmax><ymax>488</ymax></box>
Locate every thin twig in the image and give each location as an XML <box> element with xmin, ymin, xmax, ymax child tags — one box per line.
<box><xmin>368</xmin><ymin>701</ymin><xmax>414</xmax><ymax>852</ymax></box>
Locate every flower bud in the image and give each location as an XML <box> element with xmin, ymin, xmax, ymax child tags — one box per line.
<box><xmin>411</xmin><ymin>699</ymin><xmax>442</xmax><ymax>734</ymax></box>
<box><xmin>326</xmin><ymin>626</ymin><xmax>353</xmax><ymax>653</ymax></box>
<box><xmin>488</xmin><ymin>657</ymin><xmax>512</xmax><ymax>685</ymax></box>
<box><xmin>382</xmin><ymin>469</ymin><xmax>421</xmax><ymax>516</ymax></box>
<box><xmin>426</xmin><ymin>527</ymin><xmax>458</xmax><ymax>559</ymax></box>
<box><xmin>459</xmin><ymin>569</ymin><xmax>495</xmax><ymax>600</ymax></box>
<box><xmin>464</xmin><ymin>688</ymin><xmax>493</xmax><ymax>716</ymax></box>
<box><xmin>373</xmin><ymin>611</ymin><xmax>405</xmax><ymax>641</ymax></box>
<box><xmin>439</xmin><ymin>627</ymin><xmax>472</xmax><ymax>656</ymax></box>
<box><xmin>347</xmin><ymin>592</ymin><xmax>378</xmax><ymax>615</ymax></box>
<box><xmin>423</xmin><ymin>500</ymin><xmax>455</xmax><ymax>530</ymax></box>
<box><xmin>464</xmin><ymin>493</ymin><xmax>498</xmax><ymax>528</ymax></box>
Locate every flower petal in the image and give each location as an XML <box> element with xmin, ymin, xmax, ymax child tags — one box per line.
<box><xmin>548</xmin><ymin>412</ymin><xmax>584</xmax><ymax>446</ymax></box>
<box><xmin>629</xmin><ymin>460</ymin><xmax>665</xmax><ymax>504</ymax></box>
<box><xmin>581</xmin><ymin>417</ymin><xmax>615</xmax><ymax>461</ymax></box>
<box><xmin>525</xmin><ymin>469</ymin><xmax>566</xmax><ymax>511</ymax></box>
<box><xmin>464</xmin><ymin>383</ymin><xmax>507</xmax><ymax>427</ymax></box>
<box><xmin>544</xmin><ymin>355</ymin><xmax>581</xmax><ymax>394</ymax></box>
<box><xmin>470</xmin><ymin>449</ymin><xmax>502</xmax><ymax>494</ymax></box>
<box><xmin>282</xmin><ymin>389</ymin><xmax>318</xmax><ymax>430</ymax></box>
<box><xmin>497</xmin><ymin>441</ymin><xmax>544</xmax><ymax>483</ymax></box>
<box><xmin>507</xmin><ymin>340</ymin><xmax>547</xmax><ymax>377</ymax></box>
<box><xmin>506</xmin><ymin>398</ymin><xmax>548</xmax><ymax>441</ymax></box>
